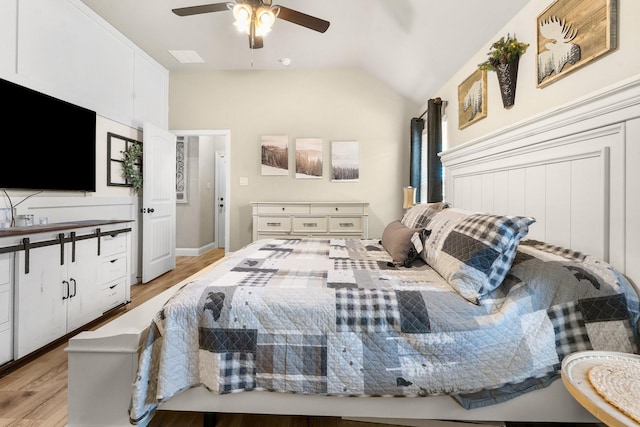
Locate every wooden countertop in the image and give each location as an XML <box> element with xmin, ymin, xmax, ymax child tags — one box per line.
<box><xmin>0</xmin><ymin>219</ymin><xmax>132</xmax><ymax>238</ymax></box>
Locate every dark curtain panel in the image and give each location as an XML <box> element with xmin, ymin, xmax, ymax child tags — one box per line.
<box><xmin>410</xmin><ymin>117</ymin><xmax>424</xmax><ymax>202</ymax></box>
<box><xmin>426</xmin><ymin>98</ymin><xmax>443</xmax><ymax>202</ymax></box>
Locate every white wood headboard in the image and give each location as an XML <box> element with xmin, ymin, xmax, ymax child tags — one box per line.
<box><xmin>440</xmin><ymin>74</ymin><xmax>640</xmax><ymax>289</ymax></box>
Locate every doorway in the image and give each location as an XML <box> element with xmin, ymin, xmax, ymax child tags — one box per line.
<box><xmin>171</xmin><ymin>129</ymin><xmax>230</xmax><ymax>255</ymax></box>
<box><xmin>215</xmin><ymin>151</ymin><xmax>227</xmax><ymax>249</ymax></box>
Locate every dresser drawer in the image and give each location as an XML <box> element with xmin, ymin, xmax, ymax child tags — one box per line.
<box><xmin>329</xmin><ymin>217</ymin><xmax>363</xmax><ymax>233</ymax></box>
<box><xmin>311</xmin><ymin>205</ymin><xmax>364</xmax><ymax>214</ymax></box>
<box><xmin>101</xmin><ymin>233</ymin><xmax>127</xmax><ymax>256</ymax></box>
<box><xmin>257</xmin><ymin>205</ymin><xmax>309</xmax><ymax>214</ymax></box>
<box><xmin>257</xmin><ymin>216</ymin><xmax>291</xmax><ymax>232</ymax></box>
<box><xmin>292</xmin><ymin>217</ymin><xmax>327</xmax><ymax>233</ymax></box>
<box><xmin>102</xmin><ymin>255</ymin><xmax>127</xmax><ymax>283</ymax></box>
<box><xmin>103</xmin><ymin>279</ymin><xmax>127</xmax><ymax>311</ymax></box>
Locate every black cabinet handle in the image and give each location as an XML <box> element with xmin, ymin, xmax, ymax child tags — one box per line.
<box><xmin>62</xmin><ymin>280</ymin><xmax>70</xmax><ymax>300</ymax></box>
<box><xmin>70</xmin><ymin>278</ymin><xmax>77</xmax><ymax>298</ymax></box>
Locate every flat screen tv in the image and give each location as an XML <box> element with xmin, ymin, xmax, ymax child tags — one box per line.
<box><xmin>0</xmin><ymin>77</ymin><xmax>97</xmax><ymax>192</ymax></box>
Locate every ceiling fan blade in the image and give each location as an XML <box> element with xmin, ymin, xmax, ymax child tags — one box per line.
<box><xmin>172</xmin><ymin>3</ymin><xmax>230</xmax><ymax>16</ymax></box>
<box><xmin>276</xmin><ymin>6</ymin><xmax>330</xmax><ymax>33</ymax></box>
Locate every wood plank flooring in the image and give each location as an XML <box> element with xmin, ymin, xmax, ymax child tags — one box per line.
<box><xmin>0</xmin><ymin>248</ymin><xmax>601</xmax><ymax>427</ymax></box>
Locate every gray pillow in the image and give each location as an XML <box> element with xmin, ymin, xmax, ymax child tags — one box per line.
<box><xmin>381</xmin><ymin>220</ymin><xmax>422</xmax><ymax>265</ymax></box>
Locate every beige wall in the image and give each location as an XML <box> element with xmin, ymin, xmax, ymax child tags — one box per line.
<box><xmin>430</xmin><ymin>0</ymin><xmax>640</xmax><ymax>149</ymax></box>
<box><xmin>169</xmin><ymin>68</ymin><xmax>418</xmax><ymax>251</ymax></box>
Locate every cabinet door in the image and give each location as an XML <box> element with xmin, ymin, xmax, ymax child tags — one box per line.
<box><xmin>66</xmin><ymin>238</ymin><xmax>102</xmax><ymax>331</ymax></box>
<box><xmin>0</xmin><ymin>253</ymin><xmax>12</xmax><ymax>365</ymax></box>
<box><xmin>14</xmin><ymin>244</ymin><xmax>67</xmax><ymax>358</ymax></box>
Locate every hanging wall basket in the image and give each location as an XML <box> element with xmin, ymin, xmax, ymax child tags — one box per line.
<box><xmin>495</xmin><ymin>58</ymin><xmax>519</xmax><ymax>108</ymax></box>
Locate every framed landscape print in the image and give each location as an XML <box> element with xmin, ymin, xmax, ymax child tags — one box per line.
<box><xmin>331</xmin><ymin>141</ymin><xmax>359</xmax><ymax>182</ymax></box>
<box><xmin>295</xmin><ymin>138</ymin><xmax>323</xmax><ymax>179</ymax></box>
<box><xmin>458</xmin><ymin>69</ymin><xmax>487</xmax><ymax>130</ymax></box>
<box><xmin>536</xmin><ymin>0</ymin><xmax>617</xmax><ymax>88</ymax></box>
<box><xmin>261</xmin><ymin>135</ymin><xmax>289</xmax><ymax>176</ymax></box>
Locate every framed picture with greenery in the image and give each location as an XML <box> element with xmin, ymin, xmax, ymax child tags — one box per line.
<box><xmin>536</xmin><ymin>0</ymin><xmax>617</xmax><ymax>88</ymax></box>
<box><xmin>107</xmin><ymin>132</ymin><xmax>142</xmax><ymax>189</ymax></box>
<box><xmin>458</xmin><ymin>69</ymin><xmax>487</xmax><ymax>130</ymax></box>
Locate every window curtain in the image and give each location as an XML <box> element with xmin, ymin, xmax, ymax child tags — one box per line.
<box><xmin>426</xmin><ymin>98</ymin><xmax>443</xmax><ymax>202</ymax></box>
<box><xmin>409</xmin><ymin>117</ymin><xmax>424</xmax><ymax>202</ymax></box>
<box><xmin>410</xmin><ymin>98</ymin><xmax>443</xmax><ymax>203</ymax></box>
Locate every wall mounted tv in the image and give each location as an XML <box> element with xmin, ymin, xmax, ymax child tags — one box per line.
<box><xmin>0</xmin><ymin>77</ymin><xmax>97</xmax><ymax>192</ymax></box>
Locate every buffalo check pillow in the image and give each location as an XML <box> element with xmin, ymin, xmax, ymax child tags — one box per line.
<box><xmin>421</xmin><ymin>208</ymin><xmax>535</xmax><ymax>304</ymax></box>
<box><xmin>401</xmin><ymin>202</ymin><xmax>450</xmax><ymax>229</ymax></box>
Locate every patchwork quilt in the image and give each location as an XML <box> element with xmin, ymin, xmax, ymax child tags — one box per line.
<box><xmin>129</xmin><ymin>238</ymin><xmax>640</xmax><ymax>424</ymax></box>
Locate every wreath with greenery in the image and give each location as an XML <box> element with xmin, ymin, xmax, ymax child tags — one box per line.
<box><xmin>478</xmin><ymin>34</ymin><xmax>529</xmax><ymax>71</ymax></box>
<box><xmin>122</xmin><ymin>143</ymin><xmax>143</xmax><ymax>191</ymax></box>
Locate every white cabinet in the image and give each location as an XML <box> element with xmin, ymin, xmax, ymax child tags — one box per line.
<box><xmin>9</xmin><ymin>221</ymin><xmax>131</xmax><ymax>360</ymax></box>
<box><xmin>0</xmin><ymin>253</ymin><xmax>12</xmax><ymax>365</ymax></box>
<box><xmin>101</xmin><ymin>233</ymin><xmax>129</xmax><ymax>312</ymax></box>
<box><xmin>14</xmin><ymin>236</ymin><xmax>101</xmax><ymax>358</ymax></box>
<box><xmin>251</xmin><ymin>202</ymin><xmax>369</xmax><ymax>241</ymax></box>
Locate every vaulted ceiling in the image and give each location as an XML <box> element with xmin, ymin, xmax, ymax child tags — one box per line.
<box><xmin>80</xmin><ymin>0</ymin><xmax>529</xmax><ymax>105</ymax></box>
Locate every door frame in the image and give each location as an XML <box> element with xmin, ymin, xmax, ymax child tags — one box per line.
<box><xmin>170</xmin><ymin>129</ymin><xmax>231</xmax><ymax>251</ymax></box>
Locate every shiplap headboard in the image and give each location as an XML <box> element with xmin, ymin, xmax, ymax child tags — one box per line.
<box><xmin>440</xmin><ymin>74</ymin><xmax>640</xmax><ymax>288</ymax></box>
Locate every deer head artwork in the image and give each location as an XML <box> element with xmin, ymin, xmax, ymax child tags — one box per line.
<box><xmin>537</xmin><ymin>16</ymin><xmax>582</xmax><ymax>84</ymax></box>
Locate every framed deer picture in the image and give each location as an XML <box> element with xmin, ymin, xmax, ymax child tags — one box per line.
<box><xmin>536</xmin><ymin>0</ymin><xmax>617</xmax><ymax>88</ymax></box>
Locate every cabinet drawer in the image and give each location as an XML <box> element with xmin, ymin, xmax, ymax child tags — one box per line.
<box><xmin>101</xmin><ymin>233</ymin><xmax>127</xmax><ymax>256</ymax></box>
<box><xmin>311</xmin><ymin>205</ymin><xmax>363</xmax><ymax>214</ymax></box>
<box><xmin>102</xmin><ymin>255</ymin><xmax>127</xmax><ymax>283</ymax></box>
<box><xmin>257</xmin><ymin>205</ymin><xmax>309</xmax><ymax>214</ymax></box>
<box><xmin>257</xmin><ymin>216</ymin><xmax>291</xmax><ymax>232</ymax></box>
<box><xmin>329</xmin><ymin>217</ymin><xmax>363</xmax><ymax>233</ymax></box>
<box><xmin>292</xmin><ymin>217</ymin><xmax>327</xmax><ymax>233</ymax></box>
<box><xmin>103</xmin><ymin>279</ymin><xmax>126</xmax><ymax>311</ymax></box>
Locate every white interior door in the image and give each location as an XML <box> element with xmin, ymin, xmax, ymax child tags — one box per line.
<box><xmin>142</xmin><ymin>122</ymin><xmax>176</xmax><ymax>283</ymax></box>
<box><xmin>215</xmin><ymin>151</ymin><xmax>227</xmax><ymax>249</ymax></box>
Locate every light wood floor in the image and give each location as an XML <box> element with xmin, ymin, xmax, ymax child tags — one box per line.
<box><xmin>0</xmin><ymin>248</ymin><xmax>598</xmax><ymax>427</ymax></box>
<box><xmin>0</xmin><ymin>249</ymin><xmax>408</xmax><ymax>427</ymax></box>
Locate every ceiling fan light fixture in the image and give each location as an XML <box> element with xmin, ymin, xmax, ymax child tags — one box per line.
<box><xmin>252</xmin><ymin>6</ymin><xmax>277</xmax><ymax>37</ymax></box>
<box><xmin>232</xmin><ymin>4</ymin><xmax>252</xmax><ymax>32</ymax></box>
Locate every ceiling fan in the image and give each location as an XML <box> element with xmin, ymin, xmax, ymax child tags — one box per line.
<box><xmin>172</xmin><ymin>0</ymin><xmax>330</xmax><ymax>49</ymax></box>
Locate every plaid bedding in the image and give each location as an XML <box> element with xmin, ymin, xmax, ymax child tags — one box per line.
<box><xmin>129</xmin><ymin>238</ymin><xmax>639</xmax><ymax>424</ymax></box>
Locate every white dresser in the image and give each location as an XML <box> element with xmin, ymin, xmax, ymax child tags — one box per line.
<box><xmin>251</xmin><ymin>201</ymin><xmax>369</xmax><ymax>241</ymax></box>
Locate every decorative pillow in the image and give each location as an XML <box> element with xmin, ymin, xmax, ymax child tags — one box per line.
<box><xmin>401</xmin><ymin>202</ymin><xmax>450</xmax><ymax>229</ymax></box>
<box><xmin>421</xmin><ymin>208</ymin><xmax>535</xmax><ymax>304</ymax></box>
<box><xmin>381</xmin><ymin>220</ymin><xmax>422</xmax><ymax>265</ymax></box>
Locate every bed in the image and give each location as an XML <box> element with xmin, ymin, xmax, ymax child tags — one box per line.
<box><xmin>127</xmin><ymin>220</ymin><xmax>639</xmax><ymax>424</ymax></box>
<box><xmin>66</xmin><ymin>75</ymin><xmax>640</xmax><ymax>427</ymax></box>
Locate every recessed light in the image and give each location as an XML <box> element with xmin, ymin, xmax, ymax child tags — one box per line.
<box><xmin>169</xmin><ymin>50</ymin><xmax>205</xmax><ymax>64</ymax></box>
<box><xmin>279</xmin><ymin>57</ymin><xmax>292</xmax><ymax>67</ymax></box>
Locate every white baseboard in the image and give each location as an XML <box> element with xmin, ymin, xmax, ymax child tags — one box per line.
<box><xmin>176</xmin><ymin>241</ymin><xmax>218</xmax><ymax>257</ymax></box>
